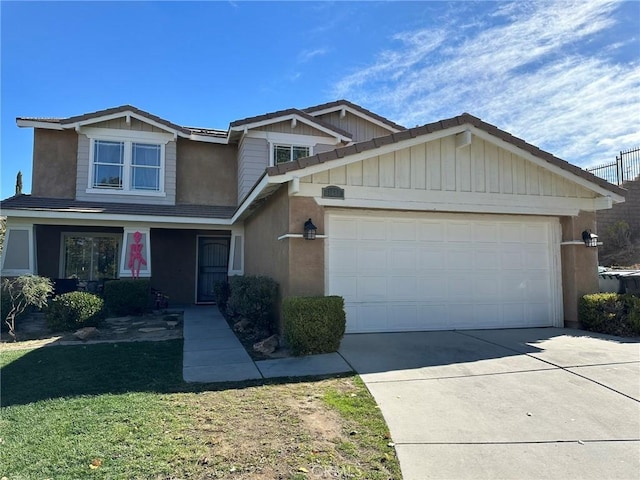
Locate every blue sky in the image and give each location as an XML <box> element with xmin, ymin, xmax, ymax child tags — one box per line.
<box><xmin>1</xmin><ymin>1</ymin><xmax>639</xmax><ymax>197</ymax></box>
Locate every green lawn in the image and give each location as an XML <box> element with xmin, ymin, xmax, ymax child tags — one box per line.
<box><xmin>1</xmin><ymin>341</ymin><xmax>401</xmax><ymax>479</ymax></box>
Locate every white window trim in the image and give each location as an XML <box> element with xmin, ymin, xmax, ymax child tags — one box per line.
<box><xmin>83</xmin><ymin>127</ymin><xmax>171</xmax><ymax>196</ymax></box>
<box><xmin>59</xmin><ymin>232</ymin><xmax>122</xmax><ymax>280</ymax></box>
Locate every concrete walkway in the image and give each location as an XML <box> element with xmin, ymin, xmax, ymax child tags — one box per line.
<box><xmin>182</xmin><ymin>307</ymin><xmax>351</xmax><ymax>382</ymax></box>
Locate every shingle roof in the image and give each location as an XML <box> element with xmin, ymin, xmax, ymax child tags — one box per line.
<box><xmin>267</xmin><ymin>112</ymin><xmax>626</xmax><ymax>196</ymax></box>
<box><xmin>0</xmin><ymin>195</ymin><xmax>236</xmax><ymax>219</ymax></box>
<box><xmin>303</xmin><ymin>99</ymin><xmax>407</xmax><ymax>131</ymax></box>
<box><xmin>230</xmin><ymin>108</ymin><xmax>353</xmax><ymax>139</ymax></box>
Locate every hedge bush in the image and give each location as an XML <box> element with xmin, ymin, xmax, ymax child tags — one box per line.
<box><xmin>212</xmin><ymin>280</ymin><xmax>230</xmax><ymax>312</ymax></box>
<box><xmin>227</xmin><ymin>276</ymin><xmax>278</xmax><ymax>332</ymax></box>
<box><xmin>282</xmin><ymin>296</ymin><xmax>346</xmax><ymax>356</ymax></box>
<box><xmin>103</xmin><ymin>279</ymin><xmax>151</xmax><ymax>316</ymax></box>
<box><xmin>579</xmin><ymin>293</ymin><xmax>640</xmax><ymax>337</ymax></box>
<box><xmin>46</xmin><ymin>291</ymin><xmax>105</xmax><ymax>331</ymax></box>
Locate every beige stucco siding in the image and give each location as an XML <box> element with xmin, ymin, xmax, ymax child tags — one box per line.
<box><xmin>244</xmin><ymin>187</ymin><xmax>291</xmax><ymax>322</ymax></box>
<box><xmin>313</xmin><ymin>110</ymin><xmax>395</xmax><ymax>142</ymax></box>
<box><xmin>31</xmin><ymin>129</ymin><xmax>78</xmax><ymax>198</ymax></box>
<box><xmin>238</xmin><ymin>136</ymin><xmax>268</xmax><ymax>203</ymax></box>
<box><xmin>176</xmin><ymin>139</ymin><xmax>237</xmax><ymax>206</ymax></box>
<box><xmin>75</xmin><ymin>134</ymin><xmax>177</xmax><ymax>205</ymax></box>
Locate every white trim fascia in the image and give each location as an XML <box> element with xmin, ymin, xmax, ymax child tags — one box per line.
<box><xmin>267</xmin><ymin>125</ymin><xmax>468</xmax><ymax>183</ymax></box>
<box><xmin>230</xmin><ymin>175</ymin><xmax>270</xmax><ymax>224</ymax></box>
<box><xmin>71</xmin><ymin>111</ymin><xmax>179</xmax><ymax>136</ymax></box>
<box><xmin>231</xmin><ymin>113</ymin><xmax>352</xmax><ymax>142</ymax></box>
<box><xmin>2</xmin><ymin>208</ymin><xmax>235</xmax><ymax>226</ymax></box>
<box><xmin>469</xmin><ymin>127</ymin><xmax>626</xmax><ymax>203</ymax></box>
<box><xmin>245</xmin><ymin>130</ymin><xmax>342</xmax><ymax>145</ymax></box>
<box><xmin>84</xmin><ymin>188</ymin><xmax>167</xmax><ymax>198</ymax></box>
<box><xmin>307</xmin><ymin>105</ymin><xmax>403</xmax><ymax>133</ymax></box>
<box><xmin>16</xmin><ymin>119</ymin><xmax>64</xmax><ymax>130</ymax></box>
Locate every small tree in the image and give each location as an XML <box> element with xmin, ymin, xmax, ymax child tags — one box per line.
<box><xmin>2</xmin><ymin>275</ymin><xmax>53</xmax><ymax>341</ymax></box>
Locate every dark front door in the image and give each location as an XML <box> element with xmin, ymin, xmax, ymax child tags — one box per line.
<box><xmin>197</xmin><ymin>237</ymin><xmax>230</xmax><ymax>303</ymax></box>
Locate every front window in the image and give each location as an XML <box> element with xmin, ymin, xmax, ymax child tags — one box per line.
<box><xmin>273</xmin><ymin>144</ymin><xmax>310</xmax><ymax>164</ymax></box>
<box><xmin>131</xmin><ymin>143</ymin><xmax>161</xmax><ymax>191</ymax></box>
<box><xmin>63</xmin><ymin>234</ymin><xmax>120</xmax><ymax>281</ymax></box>
<box><xmin>90</xmin><ymin>138</ymin><xmax>164</xmax><ymax>194</ymax></box>
<box><xmin>93</xmin><ymin>141</ymin><xmax>124</xmax><ymax>188</ymax></box>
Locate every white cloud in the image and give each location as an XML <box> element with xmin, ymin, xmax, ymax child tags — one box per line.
<box><xmin>332</xmin><ymin>0</ymin><xmax>639</xmax><ymax>167</ymax></box>
<box><xmin>298</xmin><ymin>47</ymin><xmax>328</xmax><ymax>63</ymax></box>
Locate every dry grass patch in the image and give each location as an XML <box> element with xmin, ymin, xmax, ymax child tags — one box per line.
<box><xmin>177</xmin><ymin>377</ymin><xmax>399</xmax><ymax>479</ymax></box>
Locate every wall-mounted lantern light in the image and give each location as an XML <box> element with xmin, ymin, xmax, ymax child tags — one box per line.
<box><xmin>582</xmin><ymin>230</ymin><xmax>598</xmax><ymax>247</ymax></box>
<box><xmin>303</xmin><ymin>218</ymin><xmax>317</xmax><ymax>240</ymax></box>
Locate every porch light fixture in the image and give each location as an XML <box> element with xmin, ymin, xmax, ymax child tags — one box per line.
<box><xmin>303</xmin><ymin>218</ymin><xmax>317</xmax><ymax>240</ymax></box>
<box><xmin>582</xmin><ymin>230</ymin><xmax>598</xmax><ymax>248</ymax></box>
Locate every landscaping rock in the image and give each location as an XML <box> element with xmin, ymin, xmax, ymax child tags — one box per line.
<box><xmin>138</xmin><ymin>327</ymin><xmax>167</xmax><ymax>333</ymax></box>
<box><xmin>233</xmin><ymin>318</ymin><xmax>251</xmax><ymax>332</ymax></box>
<box><xmin>253</xmin><ymin>334</ymin><xmax>279</xmax><ymax>355</ymax></box>
<box><xmin>74</xmin><ymin>327</ymin><xmax>99</xmax><ymax>340</ymax></box>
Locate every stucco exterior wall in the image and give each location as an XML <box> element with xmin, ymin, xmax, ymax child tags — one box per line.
<box><xmin>31</xmin><ymin>129</ymin><xmax>78</xmax><ymax>198</ymax></box>
<box><xmin>560</xmin><ymin>211</ymin><xmax>599</xmax><ymax>328</ymax></box>
<box><xmin>244</xmin><ymin>186</ymin><xmax>290</xmax><ymax>309</ymax></box>
<box><xmin>175</xmin><ymin>139</ymin><xmax>237</xmax><ymax>206</ymax></box>
<box><xmin>288</xmin><ymin>196</ymin><xmax>325</xmax><ymax>297</ymax></box>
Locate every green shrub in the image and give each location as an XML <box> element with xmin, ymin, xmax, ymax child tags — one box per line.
<box><xmin>212</xmin><ymin>280</ymin><xmax>230</xmax><ymax>312</ymax></box>
<box><xmin>103</xmin><ymin>279</ymin><xmax>151</xmax><ymax>316</ymax></box>
<box><xmin>227</xmin><ymin>276</ymin><xmax>278</xmax><ymax>332</ymax></box>
<box><xmin>282</xmin><ymin>296</ymin><xmax>346</xmax><ymax>356</ymax></box>
<box><xmin>579</xmin><ymin>293</ymin><xmax>640</xmax><ymax>337</ymax></box>
<box><xmin>46</xmin><ymin>291</ymin><xmax>105</xmax><ymax>331</ymax></box>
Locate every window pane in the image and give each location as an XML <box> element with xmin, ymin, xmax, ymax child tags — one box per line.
<box><xmin>94</xmin><ymin>164</ymin><xmax>123</xmax><ymax>188</ymax></box>
<box><xmin>131</xmin><ymin>166</ymin><xmax>160</xmax><ymax>190</ymax></box>
<box><xmin>132</xmin><ymin>143</ymin><xmax>161</xmax><ymax>166</ymax></box>
<box><xmin>292</xmin><ymin>146</ymin><xmax>310</xmax><ymax>160</ymax></box>
<box><xmin>64</xmin><ymin>236</ymin><xmax>118</xmax><ymax>281</ymax></box>
<box><xmin>95</xmin><ymin>141</ymin><xmax>124</xmax><ymax>164</ymax></box>
<box><xmin>274</xmin><ymin>145</ymin><xmax>291</xmax><ymax>164</ymax></box>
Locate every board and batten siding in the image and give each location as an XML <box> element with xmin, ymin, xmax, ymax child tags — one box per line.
<box><xmin>300</xmin><ymin>135</ymin><xmax>597</xmax><ymax>215</ymax></box>
<box><xmin>256</xmin><ymin>121</ymin><xmax>330</xmax><ymax>137</ymax></box>
<box><xmin>313</xmin><ymin>111</ymin><xmax>396</xmax><ymax>142</ymax></box>
<box><xmin>90</xmin><ymin>118</ymin><xmax>168</xmax><ymax>133</ymax></box>
<box><xmin>75</xmin><ymin>134</ymin><xmax>177</xmax><ymax>205</ymax></box>
<box><xmin>238</xmin><ymin>136</ymin><xmax>269</xmax><ymax>203</ymax></box>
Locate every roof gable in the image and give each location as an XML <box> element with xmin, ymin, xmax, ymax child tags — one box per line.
<box><xmin>266</xmin><ymin>113</ymin><xmax>625</xmax><ymax>200</ymax></box>
<box><xmin>303</xmin><ymin>99</ymin><xmax>406</xmax><ymax>132</ymax></box>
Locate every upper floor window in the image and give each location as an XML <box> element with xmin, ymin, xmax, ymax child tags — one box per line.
<box><xmin>84</xmin><ymin>127</ymin><xmax>172</xmax><ymax>196</ymax></box>
<box><xmin>273</xmin><ymin>144</ymin><xmax>310</xmax><ymax>164</ymax></box>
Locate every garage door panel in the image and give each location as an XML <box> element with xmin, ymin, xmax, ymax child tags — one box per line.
<box><xmin>327</xmin><ymin>212</ymin><xmax>560</xmax><ymax>332</ymax></box>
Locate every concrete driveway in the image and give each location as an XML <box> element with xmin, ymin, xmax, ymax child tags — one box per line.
<box><xmin>339</xmin><ymin>328</ymin><xmax>640</xmax><ymax>480</ymax></box>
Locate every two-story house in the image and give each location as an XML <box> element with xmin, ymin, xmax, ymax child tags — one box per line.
<box><xmin>0</xmin><ymin>100</ymin><xmax>625</xmax><ymax>332</ymax></box>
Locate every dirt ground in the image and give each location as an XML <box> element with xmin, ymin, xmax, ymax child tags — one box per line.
<box><xmin>1</xmin><ymin>310</ymin><xmax>183</xmax><ymax>351</ymax></box>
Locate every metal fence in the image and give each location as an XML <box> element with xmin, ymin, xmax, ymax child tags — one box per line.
<box><xmin>587</xmin><ymin>147</ymin><xmax>640</xmax><ymax>185</ymax></box>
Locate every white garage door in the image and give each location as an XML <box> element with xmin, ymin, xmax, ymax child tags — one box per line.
<box><xmin>326</xmin><ymin>211</ymin><xmax>562</xmax><ymax>333</ymax></box>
